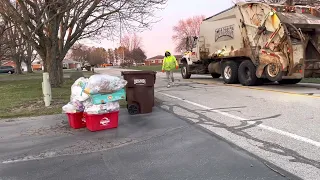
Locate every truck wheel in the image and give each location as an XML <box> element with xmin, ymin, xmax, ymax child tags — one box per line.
<box><xmin>278</xmin><ymin>79</ymin><xmax>302</xmax><ymax>84</ymax></box>
<box><xmin>211</xmin><ymin>73</ymin><xmax>220</xmax><ymax>78</ymax></box>
<box><xmin>222</xmin><ymin>61</ymin><xmax>239</xmax><ymax>84</ymax></box>
<box><xmin>238</xmin><ymin>60</ymin><xmax>258</xmax><ymax>86</ymax></box>
<box><xmin>181</xmin><ymin>63</ymin><xmax>191</xmax><ymax>79</ymax></box>
<box><xmin>265</xmin><ymin>63</ymin><xmax>283</xmax><ymax>82</ymax></box>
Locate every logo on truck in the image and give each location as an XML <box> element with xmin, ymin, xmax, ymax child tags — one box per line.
<box><xmin>215</xmin><ymin>25</ymin><xmax>234</xmax><ymax>42</ymax></box>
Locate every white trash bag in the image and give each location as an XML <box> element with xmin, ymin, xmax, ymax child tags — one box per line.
<box><xmin>84</xmin><ymin>101</ymin><xmax>120</xmax><ymax>114</ymax></box>
<box><xmin>62</xmin><ymin>100</ymin><xmax>85</xmax><ymax>113</ymax></box>
<box><xmin>84</xmin><ymin>74</ymin><xmax>127</xmax><ymax>94</ymax></box>
<box><xmin>70</xmin><ymin>77</ymin><xmax>89</xmax><ymax>101</ymax></box>
<box><xmin>71</xmin><ymin>85</ymin><xmax>89</xmax><ymax>102</ymax></box>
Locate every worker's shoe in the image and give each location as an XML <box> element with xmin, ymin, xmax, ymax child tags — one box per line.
<box><xmin>167</xmin><ymin>84</ymin><xmax>171</xmax><ymax>88</ymax></box>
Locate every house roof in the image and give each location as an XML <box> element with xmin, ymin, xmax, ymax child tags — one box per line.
<box><xmin>63</xmin><ymin>59</ymin><xmax>81</xmax><ymax>64</ymax></box>
<box><xmin>175</xmin><ymin>55</ymin><xmax>183</xmax><ymax>59</ymax></box>
<box><xmin>32</xmin><ymin>58</ymin><xmax>43</xmax><ymax>64</ymax></box>
<box><xmin>147</xmin><ymin>55</ymin><xmax>164</xmax><ymax>60</ymax></box>
<box><xmin>1</xmin><ymin>60</ymin><xmax>15</xmax><ymax>66</ymax></box>
<box><xmin>146</xmin><ymin>55</ymin><xmax>183</xmax><ymax>61</ymax></box>
<box><xmin>1</xmin><ymin>60</ymin><xmax>12</xmax><ymax>64</ymax></box>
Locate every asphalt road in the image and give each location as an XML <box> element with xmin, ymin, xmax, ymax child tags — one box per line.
<box><xmin>96</xmin><ymin>67</ymin><xmax>320</xmax><ymax>180</ymax></box>
<box><xmin>0</xmin><ymin>108</ymin><xmax>291</xmax><ymax>180</ymax></box>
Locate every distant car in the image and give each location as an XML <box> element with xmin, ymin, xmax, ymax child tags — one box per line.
<box><xmin>0</xmin><ymin>66</ymin><xmax>15</xmax><ymax>74</ymax></box>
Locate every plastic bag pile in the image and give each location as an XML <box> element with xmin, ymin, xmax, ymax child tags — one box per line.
<box><xmin>62</xmin><ymin>74</ymin><xmax>127</xmax><ymax>114</ymax></box>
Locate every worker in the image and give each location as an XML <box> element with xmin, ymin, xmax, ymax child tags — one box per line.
<box><xmin>162</xmin><ymin>50</ymin><xmax>179</xmax><ymax>88</ymax></box>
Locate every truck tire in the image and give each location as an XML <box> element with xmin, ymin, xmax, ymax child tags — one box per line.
<box><xmin>181</xmin><ymin>62</ymin><xmax>191</xmax><ymax>79</ymax></box>
<box><xmin>265</xmin><ymin>63</ymin><xmax>283</xmax><ymax>82</ymax></box>
<box><xmin>211</xmin><ymin>73</ymin><xmax>220</xmax><ymax>78</ymax></box>
<box><xmin>238</xmin><ymin>60</ymin><xmax>258</xmax><ymax>86</ymax></box>
<box><xmin>222</xmin><ymin>61</ymin><xmax>239</xmax><ymax>84</ymax></box>
<box><xmin>278</xmin><ymin>79</ymin><xmax>302</xmax><ymax>84</ymax></box>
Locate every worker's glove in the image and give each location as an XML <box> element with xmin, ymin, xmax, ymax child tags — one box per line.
<box><xmin>176</xmin><ymin>66</ymin><xmax>179</xmax><ymax>69</ymax></box>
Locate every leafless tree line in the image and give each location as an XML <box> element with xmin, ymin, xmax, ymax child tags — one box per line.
<box><xmin>0</xmin><ymin>0</ymin><xmax>167</xmax><ymax>87</ymax></box>
<box><xmin>0</xmin><ymin>18</ymin><xmax>36</xmax><ymax>73</ymax></box>
<box><xmin>71</xmin><ymin>33</ymin><xmax>147</xmax><ymax>68</ymax></box>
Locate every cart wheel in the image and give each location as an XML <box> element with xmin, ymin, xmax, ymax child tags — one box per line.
<box><xmin>127</xmin><ymin>103</ymin><xmax>140</xmax><ymax>115</ymax></box>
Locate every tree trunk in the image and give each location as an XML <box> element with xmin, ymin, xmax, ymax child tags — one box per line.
<box><xmin>25</xmin><ymin>46</ymin><xmax>34</xmax><ymax>73</ymax></box>
<box><xmin>26</xmin><ymin>61</ymin><xmax>33</xmax><ymax>73</ymax></box>
<box><xmin>45</xmin><ymin>13</ymin><xmax>64</xmax><ymax>87</ymax></box>
<box><xmin>15</xmin><ymin>60</ymin><xmax>22</xmax><ymax>74</ymax></box>
<box><xmin>43</xmin><ymin>60</ymin><xmax>47</xmax><ymax>72</ymax></box>
<box><xmin>46</xmin><ymin>49</ymin><xmax>61</xmax><ymax>87</ymax></box>
<box><xmin>57</xmin><ymin>60</ymin><xmax>64</xmax><ymax>84</ymax></box>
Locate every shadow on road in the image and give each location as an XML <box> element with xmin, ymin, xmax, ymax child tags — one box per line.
<box><xmin>156</xmin><ymin>99</ymin><xmax>320</xmax><ymax>172</ymax></box>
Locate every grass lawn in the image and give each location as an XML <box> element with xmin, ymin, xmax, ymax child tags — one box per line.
<box><xmin>0</xmin><ymin>78</ymin><xmax>74</xmax><ymax>118</ymax></box>
<box><xmin>127</xmin><ymin>65</ymin><xmax>181</xmax><ymax>73</ymax></box>
<box><xmin>301</xmin><ymin>78</ymin><xmax>320</xmax><ymax>84</ymax></box>
<box><xmin>0</xmin><ymin>69</ymin><xmax>94</xmax><ymax>81</ymax></box>
<box><xmin>0</xmin><ymin>71</ymin><xmax>126</xmax><ymax>119</ymax></box>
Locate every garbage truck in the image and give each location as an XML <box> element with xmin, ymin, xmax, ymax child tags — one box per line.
<box><xmin>180</xmin><ymin>0</ymin><xmax>320</xmax><ymax>86</ymax></box>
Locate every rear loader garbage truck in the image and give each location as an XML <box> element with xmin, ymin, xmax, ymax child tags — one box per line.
<box><xmin>180</xmin><ymin>0</ymin><xmax>320</xmax><ymax>86</ymax></box>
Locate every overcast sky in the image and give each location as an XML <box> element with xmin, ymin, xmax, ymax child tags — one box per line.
<box><xmin>84</xmin><ymin>0</ymin><xmax>233</xmax><ymax>58</ymax></box>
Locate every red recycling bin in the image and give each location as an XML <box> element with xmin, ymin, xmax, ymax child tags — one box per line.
<box><xmin>66</xmin><ymin>112</ymin><xmax>86</xmax><ymax>129</ymax></box>
<box><xmin>85</xmin><ymin>111</ymin><xmax>119</xmax><ymax>132</ymax></box>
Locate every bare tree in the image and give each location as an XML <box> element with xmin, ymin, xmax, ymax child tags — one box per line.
<box><xmin>87</xmin><ymin>47</ymin><xmax>108</xmax><ymax>66</ymax></box>
<box><xmin>121</xmin><ymin>33</ymin><xmax>142</xmax><ymax>51</ymax></box>
<box><xmin>119</xmin><ymin>33</ymin><xmax>145</xmax><ymax>65</ymax></box>
<box><xmin>71</xmin><ymin>44</ymin><xmax>90</xmax><ymax>66</ymax></box>
<box><xmin>71</xmin><ymin>45</ymin><xmax>108</xmax><ymax>66</ymax></box>
<box><xmin>172</xmin><ymin>15</ymin><xmax>205</xmax><ymax>53</ymax></box>
<box><xmin>0</xmin><ymin>19</ymin><xmax>6</xmax><ymax>60</ymax></box>
<box><xmin>0</xmin><ymin>0</ymin><xmax>167</xmax><ymax>87</ymax></box>
<box><xmin>0</xmin><ymin>20</ymin><xmax>26</xmax><ymax>74</ymax></box>
<box><xmin>107</xmin><ymin>48</ymin><xmax>115</xmax><ymax>64</ymax></box>
<box><xmin>1</xmin><ymin>8</ymin><xmax>30</xmax><ymax>73</ymax></box>
<box><xmin>116</xmin><ymin>46</ymin><xmax>130</xmax><ymax>60</ymax></box>
<box><xmin>114</xmin><ymin>47</ymin><xmax>120</xmax><ymax>65</ymax></box>
<box><xmin>0</xmin><ymin>15</ymin><xmax>37</xmax><ymax>73</ymax></box>
<box><xmin>130</xmin><ymin>47</ymin><xmax>146</xmax><ymax>63</ymax></box>
<box><xmin>24</xmin><ymin>44</ymin><xmax>37</xmax><ymax>73</ymax></box>
<box><xmin>0</xmin><ymin>18</ymin><xmax>12</xmax><ymax>61</ymax></box>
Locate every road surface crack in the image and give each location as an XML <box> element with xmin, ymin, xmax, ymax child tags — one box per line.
<box><xmin>156</xmin><ymin>99</ymin><xmax>320</xmax><ymax>171</ymax></box>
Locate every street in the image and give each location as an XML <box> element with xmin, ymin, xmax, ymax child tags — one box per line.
<box><xmin>0</xmin><ymin>67</ymin><xmax>319</xmax><ymax>180</ymax></box>
<box><xmin>2</xmin><ymin>1</ymin><xmax>320</xmax><ymax>179</ymax></box>
<box><xmin>0</xmin><ymin>102</ymin><xmax>292</xmax><ymax>180</ymax></box>
<box><xmin>100</xmin><ymin>67</ymin><xmax>320</xmax><ymax>180</ymax></box>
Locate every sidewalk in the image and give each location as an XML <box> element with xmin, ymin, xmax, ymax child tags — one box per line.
<box><xmin>0</xmin><ymin>107</ymin><xmax>296</xmax><ymax>180</ymax></box>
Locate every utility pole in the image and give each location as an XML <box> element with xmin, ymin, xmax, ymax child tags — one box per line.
<box><xmin>119</xmin><ymin>2</ymin><xmax>124</xmax><ymax>66</ymax></box>
<box><xmin>119</xmin><ymin>15</ymin><xmax>121</xmax><ymax>66</ymax></box>
<box><xmin>120</xmin><ymin>18</ymin><xmax>124</xmax><ymax>64</ymax></box>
